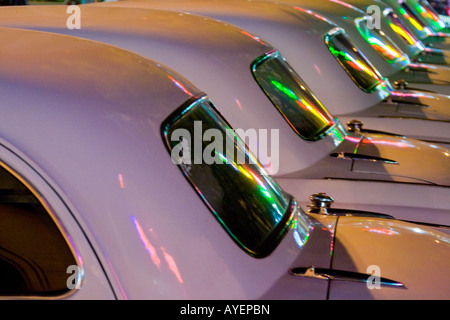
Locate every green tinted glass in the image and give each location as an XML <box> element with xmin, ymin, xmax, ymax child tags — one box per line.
<box><xmin>325</xmin><ymin>28</ymin><xmax>384</xmax><ymax>93</ymax></box>
<box><xmin>355</xmin><ymin>17</ymin><xmax>407</xmax><ymax>64</ymax></box>
<box><xmin>385</xmin><ymin>10</ymin><xmax>421</xmax><ymax>46</ymax></box>
<box><xmin>252</xmin><ymin>51</ymin><xmax>335</xmax><ymax>141</ymax></box>
<box><xmin>163</xmin><ymin>96</ymin><xmax>294</xmax><ymax>257</ymax></box>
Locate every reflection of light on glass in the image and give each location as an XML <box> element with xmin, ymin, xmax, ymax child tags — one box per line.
<box><xmin>399</xmin><ymin>5</ymin><xmax>434</xmax><ymax>35</ymax></box>
<box><xmin>331</xmin><ymin>126</ymin><xmax>346</xmax><ymax>145</ymax></box>
<box><xmin>415</xmin><ymin>2</ymin><xmax>446</xmax><ymax>29</ymax></box>
<box><xmin>399</xmin><ymin>6</ymin><xmax>424</xmax><ymax>31</ymax></box>
<box><xmin>368</xmin><ymin>35</ymin><xmax>402</xmax><ymax>61</ymax></box>
<box><xmin>362</xmin><ymin>228</ymin><xmax>398</xmax><ymax>236</ymax></box>
<box><xmin>294</xmin><ymin>228</ymin><xmax>310</xmax><ymax>246</ymax></box>
<box><xmin>270</xmin><ymin>79</ymin><xmax>332</xmax><ymax>125</ymax></box>
<box><xmin>385</xmin><ymin>10</ymin><xmax>419</xmax><ymax>46</ymax></box>
<box><xmin>161</xmin><ymin>247</ymin><xmax>184</xmax><ymax>284</ymax></box>
<box><xmin>329</xmin><ymin>46</ymin><xmax>381</xmax><ymax>80</ymax></box>
<box><xmin>357</xmin><ymin>19</ymin><xmax>405</xmax><ymax>63</ymax></box>
<box><xmin>131</xmin><ymin>216</ymin><xmax>161</xmax><ymax>269</ymax></box>
<box><xmin>168</xmin><ymin>76</ymin><xmax>192</xmax><ymax>96</ymax></box>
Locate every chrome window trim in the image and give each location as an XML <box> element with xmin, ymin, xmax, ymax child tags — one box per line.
<box><xmin>354</xmin><ymin>16</ymin><xmax>411</xmax><ymax>65</ymax></box>
<box><xmin>383</xmin><ymin>7</ymin><xmax>426</xmax><ymax>50</ymax></box>
<box><xmin>324</xmin><ymin>27</ymin><xmax>387</xmax><ymax>94</ymax></box>
<box><xmin>160</xmin><ymin>94</ymin><xmax>298</xmax><ymax>258</ymax></box>
<box><xmin>251</xmin><ymin>50</ymin><xmax>337</xmax><ymax>142</ymax></box>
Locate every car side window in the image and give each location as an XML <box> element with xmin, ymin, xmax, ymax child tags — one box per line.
<box><xmin>0</xmin><ymin>163</ymin><xmax>78</xmax><ymax>297</ymax></box>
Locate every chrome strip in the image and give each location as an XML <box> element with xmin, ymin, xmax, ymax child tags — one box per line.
<box><xmin>289</xmin><ymin>266</ymin><xmax>405</xmax><ymax>287</ymax></box>
<box><xmin>329</xmin><ymin>152</ymin><xmax>399</xmax><ymax>165</ymax></box>
<box><xmin>323</xmin><ymin>177</ymin><xmax>443</xmax><ymax>187</ymax></box>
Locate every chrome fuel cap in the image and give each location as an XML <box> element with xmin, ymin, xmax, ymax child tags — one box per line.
<box><xmin>308</xmin><ymin>193</ymin><xmax>334</xmax><ymax>214</ymax></box>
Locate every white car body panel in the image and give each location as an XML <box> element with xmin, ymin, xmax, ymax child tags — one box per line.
<box><xmin>0</xmin><ymin>6</ymin><xmax>449</xmax><ymax>226</ymax></box>
<box><xmin>330</xmin><ymin>215</ymin><xmax>450</xmax><ymax>299</ymax></box>
<box><xmin>0</xmin><ymin>24</ymin><xmax>449</xmax><ymax>300</ymax></box>
<box><xmin>77</xmin><ymin>0</ymin><xmax>450</xmax><ymax>144</ymax></box>
<box><xmin>341</xmin><ymin>0</ymin><xmax>450</xmax><ymax>65</ymax></box>
<box><xmin>381</xmin><ymin>0</ymin><xmax>450</xmax><ymax>49</ymax></box>
<box><xmin>268</xmin><ymin>0</ymin><xmax>450</xmax><ymax>95</ymax></box>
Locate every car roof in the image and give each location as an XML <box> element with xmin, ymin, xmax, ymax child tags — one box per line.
<box><xmin>0</xmin><ymin>6</ymin><xmax>344</xmax><ymax>175</ymax></box>
<box><xmin>372</xmin><ymin>0</ymin><xmax>432</xmax><ymax>39</ymax></box>
<box><xmin>85</xmin><ymin>0</ymin><xmax>391</xmax><ymax>116</ymax></box>
<box><xmin>0</xmin><ymin>28</ymin><xmax>313</xmax><ymax>299</ymax></box>
<box><xmin>273</xmin><ymin>0</ymin><xmax>410</xmax><ymax>75</ymax></box>
<box><xmin>330</xmin><ymin>0</ymin><xmax>424</xmax><ymax>57</ymax></box>
<box><xmin>0</xmin><ymin>27</ymin><xmax>205</xmax><ymax>233</ymax></box>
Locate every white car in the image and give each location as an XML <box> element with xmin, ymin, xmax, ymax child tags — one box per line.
<box><xmin>76</xmin><ymin>0</ymin><xmax>450</xmax><ymax>145</ymax></box>
<box><xmin>381</xmin><ymin>0</ymin><xmax>450</xmax><ymax>49</ymax></box>
<box><xmin>341</xmin><ymin>0</ymin><xmax>450</xmax><ymax>65</ymax></box>
<box><xmin>0</xmin><ymin>6</ymin><xmax>448</xmax><ymax>227</ymax></box>
<box><xmin>1</xmin><ymin>26</ymin><xmax>449</xmax><ymax>301</ymax></box>
<box><xmin>265</xmin><ymin>0</ymin><xmax>450</xmax><ymax>95</ymax></box>
<box><xmin>405</xmin><ymin>0</ymin><xmax>450</xmax><ymax>33</ymax></box>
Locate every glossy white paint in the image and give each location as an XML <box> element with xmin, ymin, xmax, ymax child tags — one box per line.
<box><xmin>80</xmin><ymin>0</ymin><xmax>450</xmax><ymax>144</ymax></box>
<box><xmin>1</xmin><ymin>26</ymin><xmax>449</xmax><ymax>300</ymax></box>
<box><xmin>381</xmin><ymin>0</ymin><xmax>450</xmax><ymax>49</ymax></box>
<box><xmin>341</xmin><ymin>0</ymin><xmax>450</xmax><ymax>65</ymax></box>
<box><xmin>0</xmin><ymin>6</ymin><xmax>449</xmax><ymax>226</ymax></box>
<box><xmin>268</xmin><ymin>0</ymin><xmax>450</xmax><ymax>95</ymax></box>
<box><xmin>330</xmin><ymin>215</ymin><xmax>450</xmax><ymax>299</ymax></box>
<box><xmin>405</xmin><ymin>0</ymin><xmax>448</xmax><ymax>33</ymax></box>
<box><xmin>345</xmin><ymin>0</ymin><xmax>424</xmax><ymax>57</ymax></box>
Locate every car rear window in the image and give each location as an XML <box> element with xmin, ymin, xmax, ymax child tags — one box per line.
<box><xmin>413</xmin><ymin>0</ymin><xmax>446</xmax><ymax>31</ymax></box>
<box><xmin>398</xmin><ymin>1</ymin><xmax>432</xmax><ymax>34</ymax></box>
<box><xmin>162</xmin><ymin>95</ymin><xmax>296</xmax><ymax>258</ymax></box>
<box><xmin>355</xmin><ymin>17</ymin><xmax>408</xmax><ymax>64</ymax></box>
<box><xmin>325</xmin><ymin>28</ymin><xmax>384</xmax><ymax>93</ymax></box>
<box><xmin>251</xmin><ymin>51</ymin><xmax>335</xmax><ymax>141</ymax></box>
<box><xmin>384</xmin><ymin>9</ymin><xmax>423</xmax><ymax>47</ymax></box>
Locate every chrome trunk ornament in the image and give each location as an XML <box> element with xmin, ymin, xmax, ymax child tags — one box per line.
<box><xmin>308</xmin><ymin>193</ymin><xmax>334</xmax><ymax>215</ymax></box>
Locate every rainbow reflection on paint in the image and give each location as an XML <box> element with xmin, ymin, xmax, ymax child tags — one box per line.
<box><xmin>168</xmin><ymin>75</ymin><xmax>192</xmax><ymax>96</ymax></box>
<box><xmin>362</xmin><ymin>228</ymin><xmax>399</xmax><ymax>236</ymax></box>
<box><xmin>293</xmin><ymin>6</ymin><xmax>336</xmax><ymax>25</ymax></box>
<box><xmin>362</xmin><ymin>136</ymin><xmax>415</xmax><ymax>148</ymax></box>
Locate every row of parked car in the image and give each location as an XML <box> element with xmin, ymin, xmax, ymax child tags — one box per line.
<box><xmin>0</xmin><ymin>0</ymin><xmax>449</xmax><ymax>300</ymax></box>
